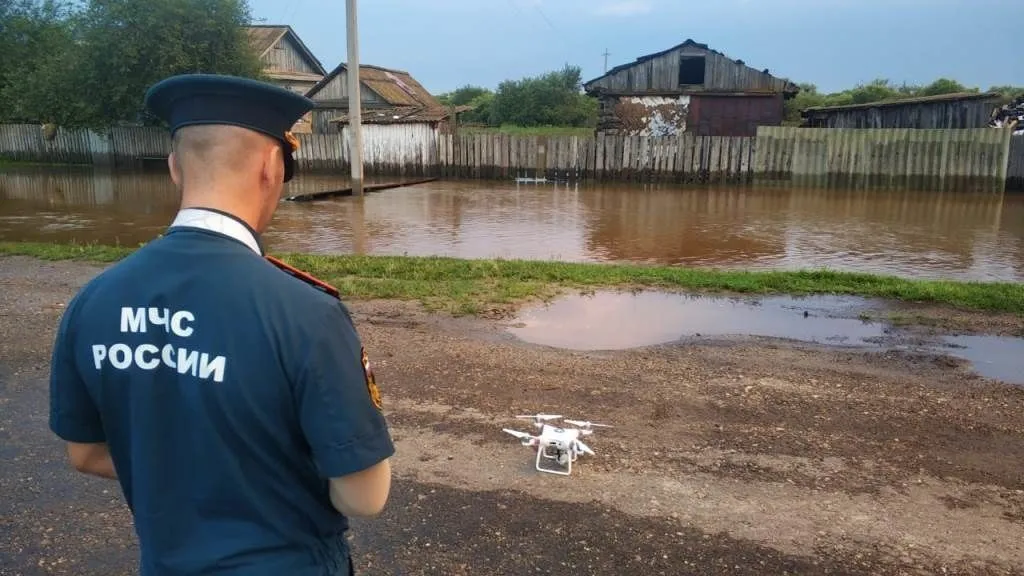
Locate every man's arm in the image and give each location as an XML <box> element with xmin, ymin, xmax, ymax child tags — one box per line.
<box><xmin>49</xmin><ymin>294</ymin><xmax>115</xmax><ymax>480</ymax></box>
<box><xmin>328</xmin><ymin>459</ymin><xmax>391</xmax><ymax>518</ymax></box>
<box><xmin>66</xmin><ymin>442</ymin><xmax>118</xmax><ymax>479</ymax></box>
<box><xmin>294</xmin><ymin>301</ymin><xmax>395</xmax><ymax>518</ymax></box>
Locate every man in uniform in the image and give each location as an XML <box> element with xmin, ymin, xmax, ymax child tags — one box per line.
<box><xmin>47</xmin><ymin>74</ymin><xmax>394</xmax><ymax>575</ymax></box>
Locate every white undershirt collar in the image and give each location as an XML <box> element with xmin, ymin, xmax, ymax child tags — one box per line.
<box><xmin>168</xmin><ymin>208</ymin><xmax>263</xmax><ymax>255</ymax></box>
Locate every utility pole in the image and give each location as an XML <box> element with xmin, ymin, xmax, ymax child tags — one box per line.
<box><xmin>346</xmin><ymin>0</ymin><xmax>363</xmax><ymax>196</ymax></box>
<box><xmin>602</xmin><ymin>48</ymin><xmax>610</xmax><ymax>73</ymax></box>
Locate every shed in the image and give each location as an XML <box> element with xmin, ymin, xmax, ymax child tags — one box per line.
<box><xmin>304</xmin><ymin>63</ymin><xmax>453</xmax><ymax>134</ymax></box>
<box><xmin>583</xmin><ymin>39</ymin><xmax>798</xmax><ymax>137</ymax></box>
<box><xmin>800</xmin><ymin>92</ymin><xmax>1004</xmax><ymax>129</ymax></box>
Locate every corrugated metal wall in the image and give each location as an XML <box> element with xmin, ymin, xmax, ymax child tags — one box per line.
<box><xmin>687</xmin><ymin>94</ymin><xmax>784</xmax><ymax>137</ymax></box>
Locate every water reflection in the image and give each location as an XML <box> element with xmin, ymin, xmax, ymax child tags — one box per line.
<box><xmin>0</xmin><ymin>166</ymin><xmax>1021</xmax><ymax>282</ymax></box>
<box><xmin>508</xmin><ymin>292</ymin><xmax>887</xmax><ymax>350</ymax></box>
<box><xmin>507</xmin><ymin>290</ymin><xmax>1024</xmax><ymax>385</ymax></box>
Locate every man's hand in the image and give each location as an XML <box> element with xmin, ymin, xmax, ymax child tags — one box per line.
<box><xmin>66</xmin><ymin>442</ymin><xmax>118</xmax><ymax>480</ymax></box>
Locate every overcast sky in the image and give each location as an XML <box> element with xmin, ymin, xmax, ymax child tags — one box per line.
<box><xmin>248</xmin><ymin>0</ymin><xmax>1022</xmax><ymax>95</ymax></box>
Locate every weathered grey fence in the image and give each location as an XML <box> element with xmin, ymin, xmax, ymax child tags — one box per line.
<box><xmin>292</xmin><ymin>123</ymin><xmax>439</xmax><ymax>177</ymax></box>
<box><xmin>0</xmin><ymin>124</ymin><xmax>169</xmax><ymax>167</ymax></box>
<box><xmin>0</xmin><ymin>124</ymin><xmax>97</xmax><ymax>165</ymax></box>
<box><xmin>755</xmin><ymin>126</ymin><xmax>1012</xmax><ymax>192</ymax></box>
<box><xmin>0</xmin><ymin>123</ymin><xmax>1017</xmax><ymax>192</ymax></box>
<box><xmin>1007</xmin><ymin>135</ymin><xmax>1024</xmax><ymax>191</ymax></box>
<box><xmin>436</xmin><ymin>133</ymin><xmax>755</xmax><ymax>183</ymax></box>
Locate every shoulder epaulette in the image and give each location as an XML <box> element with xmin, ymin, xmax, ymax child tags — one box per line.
<box><xmin>265</xmin><ymin>255</ymin><xmax>341</xmax><ymax>300</ymax></box>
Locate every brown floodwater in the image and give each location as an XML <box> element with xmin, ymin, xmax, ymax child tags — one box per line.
<box><xmin>1</xmin><ymin>165</ymin><xmax>1022</xmax><ymax>282</ymax></box>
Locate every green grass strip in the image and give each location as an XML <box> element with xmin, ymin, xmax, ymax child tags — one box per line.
<box><xmin>1</xmin><ymin>240</ymin><xmax>1021</xmax><ymax>316</ymax></box>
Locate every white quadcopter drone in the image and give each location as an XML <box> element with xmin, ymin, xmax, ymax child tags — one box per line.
<box><xmin>502</xmin><ymin>414</ymin><xmax>611</xmax><ymax>476</ymax></box>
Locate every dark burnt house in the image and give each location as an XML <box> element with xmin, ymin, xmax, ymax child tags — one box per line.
<box><xmin>583</xmin><ymin>39</ymin><xmax>799</xmax><ymax>137</ymax></box>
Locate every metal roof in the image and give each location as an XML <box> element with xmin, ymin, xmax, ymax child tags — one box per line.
<box><xmin>305</xmin><ymin>63</ymin><xmax>440</xmax><ymax>109</ymax></box>
<box><xmin>329</xmin><ymin>106</ymin><xmax>453</xmax><ymax>125</ymax></box>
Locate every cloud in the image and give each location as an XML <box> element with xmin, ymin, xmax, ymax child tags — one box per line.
<box><xmin>594</xmin><ymin>0</ymin><xmax>652</xmax><ymax>16</ymax></box>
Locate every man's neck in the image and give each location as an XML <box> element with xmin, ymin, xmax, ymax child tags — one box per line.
<box><xmin>179</xmin><ymin>196</ymin><xmax>262</xmax><ymax>234</ymax></box>
<box><xmin>171</xmin><ymin>206</ymin><xmax>265</xmax><ymax>255</ymax></box>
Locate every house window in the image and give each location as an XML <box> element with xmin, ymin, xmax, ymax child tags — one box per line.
<box><xmin>678</xmin><ymin>55</ymin><xmax>705</xmax><ymax>86</ymax></box>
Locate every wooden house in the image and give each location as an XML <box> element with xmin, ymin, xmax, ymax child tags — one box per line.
<box><xmin>246</xmin><ymin>25</ymin><xmax>326</xmax><ymax>133</ymax></box>
<box><xmin>246</xmin><ymin>25</ymin><xmax>326</xmax><ymax>94</ymax></box>
<box><xmin>800</xmin><ymin>92</ymin><xmax>1003</xmax><ymax>129</ymax></box>
<box><xmin>301</xmin><ymin>63</ymin><xmax>455</xmax><ymax>173</ymax></box>
<box><xmin>583</xmin><ymin>39</ymin><xmax>799</xmax><ymax>137</ymax></box>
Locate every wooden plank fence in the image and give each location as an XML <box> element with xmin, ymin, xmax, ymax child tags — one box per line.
<box><xmin>1007</xmin><ymin>135</ymin><xmax>1024</xmax><ymax>191</ymax></box>
<box><xmin>756</xmin><ymin>126</ymin><xmax>1012</xmax><ymax>193</ymax></box>
<box><xmin>0</xmin><ymin>123</ymin><xmax>1017</xmax><ymax>192</ymax></box>
<box><xmin>435</xmin><ymin>133</ymin><xmax>754</xmax><ymax>183</ymax></box>
<box><xmin>292</xmin><ymin>124</ymin><xmax>439</xmax><ymax>177</ymax></box>
<box><xmin>0</xmin><ymin>124</ymin><xmax>168</xmax><ymax>168</ymax></box>
<box><xmin>0</xmin><ymin>124</ymin><xmax>95</xmax><ymax>165</ymax></box>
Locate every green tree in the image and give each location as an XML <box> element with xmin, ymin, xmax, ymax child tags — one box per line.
<box><xmin>437</xmin><ymin>85</ymin><xmax>491</xmax><ymax>107</ymax></box>
<box><xmin>0</xmin><ymin>0</ymin><xmax>265</xmax><ymax>129</ymax></box>
<box><xmin>488</xmin><ymin>64</ymin><xmax>596</xmax><ymax>127</ymax></box>
<box><xmin>917</xmin><ymin>78</ymin><xmax>973</xmax><ymax>96</ymax></box>
<box><xmin>783</xmin><ymin>77</ymin><xmax>1021</xmax><ymax>125</ymax></box>
<box><xmin>0</xmin><ymin>0</ymin><xmax>78</xmax><ymax>123</ymax></box>
<box><xmin>988</xmin><ymin>85</ymin><xmax>1024</xmax><ymax>103</ymax></box>
<box><xmin>68</xmin><ymin>0</ymin><xmax>265</xmax><ymax>129</ymax></box>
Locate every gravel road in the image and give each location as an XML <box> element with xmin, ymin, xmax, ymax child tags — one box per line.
<box><xmin>2</xmin><ymin>256</ymin><xmax>1022</xmax><ymax>576</ymax></box>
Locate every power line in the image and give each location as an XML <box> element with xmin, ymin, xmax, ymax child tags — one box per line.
<box><xmin>285</xmin><ymin>0</ymin><xmax>305</xmax><ymax>24</ymax></box>
<box><xmin>532</xmin><ymin>3</ymin><xmax>557</xmax><ymax>31</ymax></box>
<box><xmin>505</xmin><ymin>0</ymin><xmax>525</xmax><ymax>17</ymax></box>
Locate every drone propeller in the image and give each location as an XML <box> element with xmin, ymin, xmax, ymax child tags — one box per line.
<box><xmin>574</xmin><ymin>439</ymin><xmax>595</xmax><ymax>456</ymax></box>
<box><xmin>564</xmin><ymin>419</ymin><xmax>612</xmax><ymax>429</ymax></box>
<box><xmin>516</xmin><ymin>414</ymin><xmax>562</xmax><ymax>421</ymax></box>
<box><xmin>502</xmin><ymin>428</ymin><xmax>538</xmax><ymax>446</ymax></box>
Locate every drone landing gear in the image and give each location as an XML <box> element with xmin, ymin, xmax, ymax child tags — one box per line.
<box><xmin>536</xmin><ymin>444</ymin><xmax>575</xmax><ymax>476</ymax></box>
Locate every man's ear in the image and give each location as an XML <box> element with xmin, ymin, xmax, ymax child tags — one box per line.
<box><xmin>262</xmin><ymin>144</ymin><xmax>285</xmax><ymax>187</ymax></box>
<box><xmin>168</xmin><ymin>152</ymin><xmax>181</xmax><ymax>188</ymax></box>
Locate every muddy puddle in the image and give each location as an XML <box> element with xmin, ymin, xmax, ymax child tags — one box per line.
<box><xmin>507</xmin><ymin>290</ymin><xmax>1024</xmax><ymax>385</ymax></box>
<box><xmin>938</xmin><ymin>335</ymin><xmax>1024</xmax><ymax>385</ymax></box>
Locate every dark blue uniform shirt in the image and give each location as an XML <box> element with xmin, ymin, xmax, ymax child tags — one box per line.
<box><xmin>49</xmin><ymin>209</ymin><xmax>394</xmax><ymax>575</ymax></box>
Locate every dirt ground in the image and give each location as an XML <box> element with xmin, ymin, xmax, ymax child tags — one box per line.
<box><xmin>1</xmin><ymin>255</ymin><xmax>1023</xmax><ymax>576</ymax></box>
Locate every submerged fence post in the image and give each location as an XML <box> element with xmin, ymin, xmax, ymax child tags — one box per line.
<box><xmin>995</xmin><ymin>127</ymin><xmax>1013</xmax><ymax>193</ymax></box>
<box><xmin>88</xmin><ymin>130</ymin><xmax>112</xmax><ymax>167</ymax></box>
